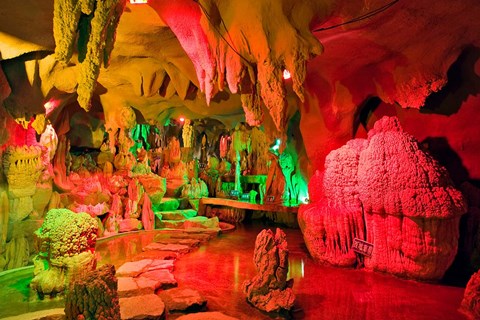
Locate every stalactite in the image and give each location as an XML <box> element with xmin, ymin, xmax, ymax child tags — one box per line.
<box><xmin>53</xmin><ymin>0</ymin><xmax>127</xmax><ymax>110</ymax></box>
<box><xmin>182</xmin><ymin>119</ymin><xmax>195</xmax><ymax>148</ymax></box>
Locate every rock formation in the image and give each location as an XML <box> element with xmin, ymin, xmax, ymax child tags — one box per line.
<box><xmin>298</xmin><ymin>199</ymin><xmax>364</xmax><ymax>267</ymax></box>
<box><xmin>299</xmin><ymin>116</ymin><xmax>467</xmax><ymax>280</ymax></box>
<box><xmin>65</xmin><ymin>264</ymin><xmax>121</xmax><ymax>320</ymax></box>
<box><xmin>461</xmin><ymin>269</ymin><xmax>480</xmax><ymax>319</ymax></box>
<box><xmin>243</xmin><ymin>228</ymin><xmax>295</xmax><ymax>313</ymax></box>
<box><xmin>149</xmin><ymin>0</ymin><xmax>325</xmax><ymax>131</ymax></box>
<box><xmin>53</xmin><ymin>0</ymin><xmax>127</xmax><ymax>110</ymax></box>
<box><xmin>31</xmin><ymin>208</ymin><xmax>98</xmax><ymax>297</ymax></box>
<box><xmin>3</xmin><ymin>146</ymin><xmax>43</xmax><ymax>221</ymax></box>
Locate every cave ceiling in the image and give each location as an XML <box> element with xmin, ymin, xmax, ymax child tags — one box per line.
<box><xmin>0</xmin><ymin>0</ymin><xmax>479</xmax><ymax>172</ymax></box>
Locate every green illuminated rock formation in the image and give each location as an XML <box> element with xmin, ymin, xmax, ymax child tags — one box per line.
<box><xmin>30</xmin><ymin>208</ymin><xmax>98</xmax><ymax>297</ymax></box>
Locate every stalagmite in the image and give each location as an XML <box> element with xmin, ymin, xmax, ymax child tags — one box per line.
<box><xmin>243</xmin><ymin>228</ymin><xmax>295</xmax><ymax>312</ymax></box>
<box><xmin>299</xmin><ymin>117</ymin><xmax>467</xmax><ymax>280</ymax></box>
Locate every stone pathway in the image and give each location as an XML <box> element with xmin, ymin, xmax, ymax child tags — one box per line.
<box><xmin>117</xmin><ymin>225</ymin><xmax>238</xmax><ymax>319</ymax></box>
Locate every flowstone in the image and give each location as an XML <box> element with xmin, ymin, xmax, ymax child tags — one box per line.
<box><xmin>299</xmin><ymin>116</ymin><xmax>467</xmax><ymax>280</ymax></box>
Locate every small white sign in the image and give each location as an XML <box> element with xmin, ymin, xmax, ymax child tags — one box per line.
<box><xmin>352</xmin><ymin>238</ymin><xmax>374</xmax><ymax>257</ymax></box>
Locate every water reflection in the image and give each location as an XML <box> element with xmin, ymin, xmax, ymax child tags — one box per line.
<box><xmin>0</xmin><ymin>223</ymin><xmax>468</xmax><ymax>320</ymax></box>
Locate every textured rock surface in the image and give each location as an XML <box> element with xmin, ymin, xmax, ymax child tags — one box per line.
<box><xmin>118</xmin><ymin>276</ymin><xmax>156</xmax><ymax>297</ymax></box>
<box><xmin>461</xmin><ymin>270</ymin><xmax>480</xmax><ymax>319</ymax></box>
<box><xmin>117</xmin><ymin>259</ymin><xmax>153</xmax><ymax>277</ymax></box>
<box><xmin>2</xmin><ymin>146</ymin><xmax>42</xmax><ymax>199</ymax></box>
<box><xmin>119</xmin><ymin>294</ymin><xmax>166</xmax><ymax>320</ymax></box>
<box><xmin>143</xmin><ymin>243</ymin><xmax>191</xmax><ymax>255</ymax></box>
<box><xmin>298</xmin><ymin>200</ymin><xmax>364</xmax><ymax>267</ymax></box>
<box><xmin>116</xmin><ymin>257</ymin><xmax>178</xmax><ymax>297</ymax></box>
<box><xmin>243</xmin><ymin>228</ymin><xmax>295</xmax><ymax>312</ymax></box>
<box><xmin>158</xmin><ymin>288</ymin><xmax>207</xmax><ymax>312</ymax></box>
<box><xmin>33</xmin><ymin>209</ymin><xmax>97</xmax><ymax>258</ymax></box>
<box><xmin>64</xmin><ymin>264</ymin><xmax>120</xmax><ymax>320</ymax></box>
<box><xmin>299</xmin><ymin>116</ymin><xmax>467</xmax><ymax>280</ymax></box>
<box><xmin>140</xmin><ymin>269</ymin><xmax>177</xmax><ymax>289</ymax></box>
<box><xmin>30</xmin><ymin>208</ymin><xmax>98</xmax><ymax>296</ymax></box>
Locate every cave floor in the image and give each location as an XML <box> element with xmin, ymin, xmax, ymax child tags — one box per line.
<box><xmin>0</xmin><ymin>220</ymin><xmax>467</xmax><ymax>320</ymax></box>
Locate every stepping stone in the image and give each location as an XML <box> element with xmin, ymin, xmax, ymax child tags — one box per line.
<box><xmin>117</xmin><ymin>277</ymin><xmax>155</xmax><ymax>297</ymax></box>
<box><xmin>175</xmin><ymin>312</ymin><xmax>239</xmax><ymax>320</ymax></box>
<box><xmin>148</xmin><ymin>259</ymin><xmax>175</xmax><ymax>272</ymax></box>
<box><xmin>169</xmin><ymin>232</ymin><xmax>216</xmax><ymax>242</ymax></box>
<box><xmin>141</xmin><ymin>269</ymin><xmax>177</xmax><ymax>289</ymax></box>
<box><xmin>117</xmin><ymin>259</ymin><xmax>153</xmax><ymax>277</ymax></box>
<box><xmin>154</xmin><ymin>238</ymin><xmax>201</xmax><ymax>247</ymax></box>
<box><xmin>157</xmin><ymin>219</ymin><xmax>186</xmax><ymax>229</ymax></box>
<box><xmin>182</xmin><ymin>228</ymin><xmax>220</xmax><ymax>236</ymax></box>
<box><xmin>143</xmin><ymin>242</ymin><xmax>191</xmax><ymax>254</ymax></box>
<box><xmin>161</xmin><ymin>209</ymin><xmax>197</xmax><ymax>220</ymax></box>
<box><xmin>158</xmin><ymin>288</ymin><xmax>207</xmax><ymax>312</ymax></box>
<box><xmin>219</xmin><ymin>222</ymin><xmax>236</xmax><ymax>233</ymax></box>
<box><xmin>132</xmin><ymin>250</ymin><xmax>178</xmax><ymax>261</ymax></box>
<box><xmin>120</xmin><ymin>294</ymin><xmax>165</xmax><ymax>320</ymax></box>
<box><xmin>183</xmin><ymin>216</ymin><xmax>219</xmax><ymax>230</ymax></box>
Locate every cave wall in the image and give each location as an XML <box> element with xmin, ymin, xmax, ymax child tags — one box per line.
<box><xmin>298</xmin><ymin>1</ymin><xmax>480</xmax><ymax>176</ymax></box>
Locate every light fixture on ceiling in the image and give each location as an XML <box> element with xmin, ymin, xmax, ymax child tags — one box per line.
<box><xmin>269</xmin><ymin>138</ymin><xmax>282</xmax><ymax>156</ymax></box>
<box><xmin>44</xmin><ymin>99</ymin><xmax>59</xmax><ymax>115</ymax></box>
<box><xmin>130</xmin><ymin>0</ymin><xmax>148</xmax><ymax>4</ymax></box>
<box><xmin>283</xmin><ymin>69</ymin><xmax>291</xmax><ymax>80</ymax></box>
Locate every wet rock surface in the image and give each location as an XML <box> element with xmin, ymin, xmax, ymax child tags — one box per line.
<box><xmin>158</xmin><ymin>288</ymin><xmax>207</xmax><ymax>312</ymax></box>
<box><xmin>119</xmin><ymin>294</ymin><xmax>166</xmax><ymax>320</ymax></box>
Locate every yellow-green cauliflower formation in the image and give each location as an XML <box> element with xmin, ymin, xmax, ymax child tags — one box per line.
<box><xmin>35</xmin><ymin>208</ymin><xmax>98</xmax><ymax>258</ymax></box>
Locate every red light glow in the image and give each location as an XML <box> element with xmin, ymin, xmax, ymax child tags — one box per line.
<box><xmin>179</xmin><ymin>117</ymin><xmax>185</xmax><ymax>122</ymax></box>
<box><xmin>283</xmin><ymin>69</ymin><xmax>291</xmax><ymax>80</ymax></box>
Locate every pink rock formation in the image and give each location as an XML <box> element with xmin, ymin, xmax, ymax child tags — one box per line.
<box><xmin>298</xmin><ymin>199</ymin><xmax>364</xmax><ymax>267</ymax></box>
<box><xmin>359</xmin><ymin>117</ymin><xmax>466</xmax><ymax>279</ymax></box>
<box><xmin>243</xmin><ymin>228</ymin><xmax>295</xmax><ymax>313</ymax></box>
<box><xmin>461</xmin><ymin>270</ymin><xmax>480</xmax><ymax>319</ymax></box>
<box><xmin>141</xmin><ymin>193</ymin><xmax>154</xmax><ymax>231</ymax></box>
<box><xmin>299</xmin><ymin>116</ymin><xmax>467</xmax><ymax>280</ymax></box>
<box><xmin>64</xmin><ymin>264</ymin><xmax>121</xmax><ymax>320</ymax></box>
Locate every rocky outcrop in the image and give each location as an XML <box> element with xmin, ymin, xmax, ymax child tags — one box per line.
<box><xmin>461</xmin><ymin>270</ymin><xmax>480</xmax><ymax>319</ymax></box>
<box><xmin>243</xmin><ymin>228</ymin><xmax>295</xmax><ymax>313</ymax></box>
<box><xmin>299</xmin><ymin>116</ymin><xmax>467</xmax><ymax>280</ymax></box>
<box><xmin>64</xmin><ymin>264</ymin><xmax>120</xmax><ymax>320</ymax></box>
<box><xmin>30</xmin><ymin>208</ymin><xmax>98</xmax><ymax>297</ymax></box>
